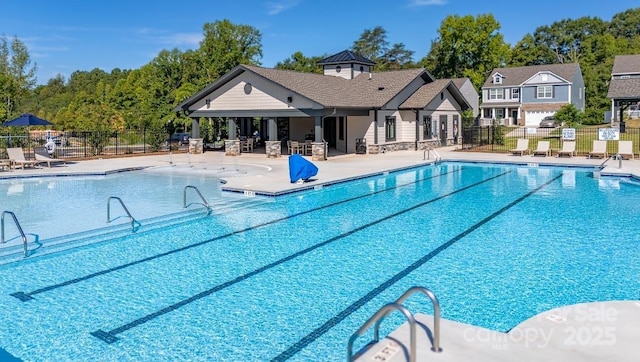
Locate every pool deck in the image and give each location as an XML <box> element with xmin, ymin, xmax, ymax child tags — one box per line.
<box><xmin>2</xmin><ymin>148</ymin><xmax>639</xmax><ymax>361</ymax></box>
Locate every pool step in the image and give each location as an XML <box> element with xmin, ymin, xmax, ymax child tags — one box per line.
<box><xmin>0</xmin><ymin>197</ymin><xmax>268</xmax><ymax>265</ymax></box>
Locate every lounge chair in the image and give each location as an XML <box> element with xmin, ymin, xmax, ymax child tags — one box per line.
<box><xmin>588</xmin><ymin>140</ymin><xmax>608</xmax><ymax>159</ymax></box>
<box><xmin>557</xmin><ymin>141</ymin><xmax>576</xmax><ymax>158</ymax></box>
<box><xmin>6</xmin><ymin>148</ymin><xmax>41</xmax><ymax>169</ymax></box>
<box><xmin>511</xmin><ymin>138</ymin><xmax>530</xmax><ymax>156</ymax></box>
<box><xmin>34</xmin><ymin>148</ymin><xmax>66</xmax><ymax>168</ymax></box>
<box><xmin>532</xmin><ymin>140</ymin><xmax>551</xmax><ymax>157</ymax></box>
<box><xmin>618</xmin><ymin>140</ymin><xmax>634</xmax><ymax>160</ymax></box>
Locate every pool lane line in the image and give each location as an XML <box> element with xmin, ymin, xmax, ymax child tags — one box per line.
<box><xmin>89</xmin><ymin>170</ymin><xmax>511</xmax><ymax>344</ymax></box>
<box><xmin>11</xmin><ymin>166</ymin><xmax>463</xmax><ymax>302</ymax></box>
<box><xmin>270</xmin><ymin>173</ymin><xmax>563</xmax><ymax>361</ymax></box>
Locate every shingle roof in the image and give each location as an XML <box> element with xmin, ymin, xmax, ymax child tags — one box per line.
<box><xmin>243</xmin><ymin>65</ymin><xmax>426</xmax><ymax>108</ymax></box>
<box><xmin>399</xmin><ymin>79</ymin><xmax>451</xmax><ymax>108</ymax></box>
<box><xmin>450</xmin><ymin>78</ymin><xmax>469</xmax><ymax>89</ymax></box>
<box><xmin>607</xmin><ymin>78</ymin><xmax>640</xmax><ymax>99</ymax></box>
<box><xmin>611</xmin><ymin>54</ymin><xmax>640</xmax><ymax>75</ymax></box>
<box><xmin>317</xmin><ymin>50</ymin><xmax>376</xmax><ymax>66</ymax></box>
<box><xmin>482</xmin><ymin>63</ymin><xmax>579</xmax><ymax>88</ymax></box>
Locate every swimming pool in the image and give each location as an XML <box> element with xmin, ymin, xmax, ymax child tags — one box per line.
<box><xmin>1</xmin><ymin>162</ymin><xmax>639</xmax><ymax>361</ymax></box>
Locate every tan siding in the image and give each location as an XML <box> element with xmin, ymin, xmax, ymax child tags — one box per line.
<box><xmin>195</xmin><ymin>72</ymin><xmax>318</xmax><ymax>112</ymax></box>
<box><xmin>398</xmin><ymin>110</ymin><xmax>417</xmax><ymax>142</ymax></box>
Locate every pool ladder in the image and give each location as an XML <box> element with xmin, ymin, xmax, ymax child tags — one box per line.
<box><xmin>1</xmin><ymin>211</ymin><xmax>28</xmax><ymax>257</ymax></box>
<box><xmin>107</xmin><ymin>196</ymin><xmax>141</xmax><ymax>231</ymax></box>
<box><xmin>183</xmin><ymin>185</ymin><xmax>212</xmax><ymax>214</ymax></box>
<box><xmin>423</xmin><ymin>148</ymin><xmax>442</xmax><ymax>163</ymax></box>
<box><xmin>347</xmin><ymin>286</ymin><xmax>441</xmax><ymax>362</ymax></box>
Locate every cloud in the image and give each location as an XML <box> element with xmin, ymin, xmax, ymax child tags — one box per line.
<box><xmin>154</xmin><ymin>32</ymin><xmax>203</xmax><ymax>47</ymax></box>
<box><xmin>266</xmin><ymin>1</ymin><xmax>299</xmax><ymax>15</ymax></box>
<box><xmin>409</xmin><ymin>0</ymin><xmax>447</xmax><ymax>6</ymax></box>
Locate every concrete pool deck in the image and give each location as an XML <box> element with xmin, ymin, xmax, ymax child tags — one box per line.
<box><xmin>1</xmin><ymin>148</ymin><xmax>639</xmax><ymax>361</ymax></box>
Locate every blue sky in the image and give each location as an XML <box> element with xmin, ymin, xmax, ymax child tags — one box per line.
<box><xmin>0</xmin><ymin>0</ymin><xmax>635</xmax><ymax>85</ymax></box>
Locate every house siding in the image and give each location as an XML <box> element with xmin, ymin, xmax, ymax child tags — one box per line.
<box><xmin>521</xmin><ymin>85</ymin><xmax>570</xmax><ymax>104</ymax></box>
<box><xmin>458</xmin><ymin>80</ymin><xmax>479</xmax><ymax>116</ymax></box>
<box><xmin>572</xmin><ymin>67</ymin><xmax>585</xmax><ymax>111</ymax></box>
<box><xmin>198</xmin><ymin>72</ymin><xmax>319</xmax><ymax>111</ymax></box>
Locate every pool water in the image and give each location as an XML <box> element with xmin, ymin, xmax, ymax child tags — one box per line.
<box><xmin>0</xmin><ymin>163</ymin><xmax>639</xmax><ymax>361</ymax></box>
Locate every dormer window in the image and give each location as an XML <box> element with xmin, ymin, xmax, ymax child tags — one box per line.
<box><xmin>493</xmin><ymin>74</ymin><xmax>502</xmax><ymax>84</ymax></box>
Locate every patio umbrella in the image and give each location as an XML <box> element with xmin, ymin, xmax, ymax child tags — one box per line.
<box><xmin>3</xmin><ymin>113</ymin><xmax>53</xmax><ymax>127</ymax></box>
<box><xmin>2</xmin><ymin>113</ymin><xmax>53</xmax><ymax>155</ymax></box>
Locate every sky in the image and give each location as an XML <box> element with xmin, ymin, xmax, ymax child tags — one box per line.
<box><xmin>0</xmin><ymin>0</ymin><xmax>636</xmax><ymax>85</ymax></box>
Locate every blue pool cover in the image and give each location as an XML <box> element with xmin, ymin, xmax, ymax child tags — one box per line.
<box><xmin>288</xmin><ymin>154</ymin><xmax>318</xmax><ymax>183</ymax></box>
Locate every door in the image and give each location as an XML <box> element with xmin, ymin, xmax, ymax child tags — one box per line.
<box><xmin>439</xmin><ymin>115</ymin><xmax>448</xmax><ymax>145</ymax></box>
<box><xmin>323</xmin><ymin>117</ymin><xmax>336</xmax><ymax>147</ymax></box>
<box><xmin>511</xmin><ymin>110</ymin><xmax>518</xmax><ymax>125</ymax></box>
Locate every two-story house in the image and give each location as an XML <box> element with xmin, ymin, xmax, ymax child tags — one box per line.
<box><xmin>607</xmin><ymin>54</ymin><xmax>640</xmax><ymax>125</ymax></box>
<box><xmin>480</xmin><ymin>63</ymin><xmax>585</xmax><ymax>127</ymax></box>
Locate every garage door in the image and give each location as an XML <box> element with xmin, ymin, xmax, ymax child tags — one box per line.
<box><xmin>525</xmin><ymin>111</ymin><xmax>555</xmax><ymax>127</ymax></box>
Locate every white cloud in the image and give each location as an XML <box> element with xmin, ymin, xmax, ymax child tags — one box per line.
<box><xmin>409</xmin><ymin>0</ymin><xmax>447</xmax><ymax>6</ymax></box>
<box><xmin>155</xmin><ymin>32</ymin><xmax>203</xmax><ymax>47</ymax></box>
<box><xmin>266</xmin><ymin>1</ymin><xmax>299</xmax><ymax>15</ymax></box>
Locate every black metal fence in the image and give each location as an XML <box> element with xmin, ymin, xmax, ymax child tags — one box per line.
<box><xmin>461</xmin><ymin>126</ymin><xmax>640</xmax><ymax>156</ymax></box>
<box><xmin>0</xmin><ymin>130</ymin><xmax>191</xmax><ymax>160</ymax></box>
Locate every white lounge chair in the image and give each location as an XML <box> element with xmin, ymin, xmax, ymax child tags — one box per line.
<box><xmin>6</xmin><ymin>148</ymin><xmax>41</xmax><ymax>169</ymax></box>
<box><xmin>618</xmin><ymin>140</ymin><xmax>634</xmax><ymax>160</ymax></box>
<box><xmin>588</xmin><ymin>140</ymin><xmax>608</xmax><ymax>159</ymax></box>
<box><xmin>532</xmin><ymin>141</ymin><xmax>551</xmax><ymax>157</ymax></box>
<box><xmin>557</xmin><ymin>141</ymin><xmax>576</xmax><ymax>158</ymax></box>
<box><xmin>34</xmin><ymin>153</ymin><xmax>66</xmax><ymax>167</ymax></box>
<box><xmin>511</xmin><ymin>139</ymin><xmax>530</xmax><ymax>156</ymax></box>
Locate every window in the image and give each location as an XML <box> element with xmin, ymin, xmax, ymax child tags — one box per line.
<box><xmin>489</xmin><ymin>89</ymin><xmax>504</xmax><ymax>100</ymax></box>
<box><xmin>495</xmin><ymin>109</ymin><xmax>504</xmax><ymax>119</ymax></box>
<box><xmin>537</xmin><ymin>86</ymin><xmax>552</xmax><ymax>99</ymax></box>
<box><xmin>493</xmin><ymin>75</ymin><xmax>502</xmax><ymax>84</ymax></box>
<box><xmin>423</xmin><ymin>115</ymin><xmax>432</xmax><ymax>139</ymax></box>
<box><xmin>338</xmin><ymin>117</ymin><xmax>344</xmax><ymax>141</ymax></box>
<box><xmin>385</xmin><ymin>116</ymin><xmax>396</xmax><ymax>141</ymax></box>
<box><xmin>511</xmin><ymin>88</ymin><xmax>519</xmax><ymax>99</ymax></box>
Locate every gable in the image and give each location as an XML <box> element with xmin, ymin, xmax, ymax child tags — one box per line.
<box><xmin>523</xmin><ymin>72</ymin><xmax>569</xmax><ymax>85</ymax></box>
<box><xmin>189</xmin><ymin>71</ymin><xmax>320</xmax><ymax>112</ymax></box>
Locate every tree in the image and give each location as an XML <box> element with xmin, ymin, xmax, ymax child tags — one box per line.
<box><xmin>508</xmin><ymin>33</ymin><xmax>556</xmax><ymax>66</ymax></box>
<box><xmin>554</xmin><ymin>104</ymin><xmax>583</xmax><ymax>127</ymax></box>
<box><xmin>0</xmin><ymin>35</ymin><xmax>37</xmax><ymax>120</ymax></box>
<box><xmin>421</xmin><ymin>14</ymin><xmax>510</xmax><ymax>90</ymax></box>
<box><xmin>610</xmin><ymin>7</ymin><xmax>640</xmax><ymax>38</ymax></box>
<box><xmin>351</xmin><ymin>26</ymin><xmax>415</xmax><ymax>70</ymax></box>
<box><xmin>532</xmin><ymin>17</ymin><xmax>607</xmax><ymax>64</ymax></box>
<box><xmin>198</xmin><ymin>19</ymin><xmax>262</xmax><ymax>84</ymax></box>
<box><xmin>275</xmin><ymin>51</ymin><xmax>324</xmax><ymax>73</ymax></box>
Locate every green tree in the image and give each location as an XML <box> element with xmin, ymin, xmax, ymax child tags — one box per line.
<box><xmin>275</xmin><ymin>51</ymin><xmax>324</xmax><ymax>73</ymax></box>
<box><xmin>508</xmin><ymin>33</ymin><xmax>556</xmax><ymax>66</ymax></box>
<box><xmin>532</xmin><ymin>17</ymin><xmax>607</xmax><ymax>63</ymax></box>
<box><xmin>198</xmin><ymin>19</ymin><xmax>262</xmax><ymax>84</ymax></box>
<box><xmin>351</xmin><ymin>26</ymin><xmax>415</xmax><ymax>70</ymax></box>
<box><xmin>420</xmin><ymin>14</ymin><xmax>510</xmax><ymax>90</ymax></box>
<box><xmin>610</xmin><ymin>7</ymin><xmax>640</xmax><ymax>38</ymax></box>
<box><xmin>554</xmin><ymin>104</ymin><xmax>583</xmax><ymax>127</ymax></box>
<box><xmin>0</xmin><ymin>35</ymin><xmax>37</xmax><ymax>120</ymax></box>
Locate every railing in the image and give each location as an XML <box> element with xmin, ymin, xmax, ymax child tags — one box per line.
<box><xmin>347</xmin><ymin>303</ymin><xmax>416</xmax><ymax>362</ymax></box>
<box><xmin>1</xmin><ymin>211</ymin><xmax>28</xmax><ymax>257</ymax></box>
<box><xmin>107</xmin><ymin>196</ymin><xmax>140</xmax><ymax>231</ymax></box>
<box><xmin>183</xmin><ymin>185</ymin><xmax>212</xmax><ymax>214</ymax></box>
<box><xmin>424</xmin><ymin>148</ymin><xmax>442</xmax><ymax>162</ymax></box>
<box><xmin>347</xmin><ymin>286</ymin><xmax>442</xmax><ymax>361</ymax></box>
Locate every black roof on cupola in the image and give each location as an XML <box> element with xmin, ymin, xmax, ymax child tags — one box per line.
<box><xmin>317</xmin><ymin>50</ymin><xmax>376</xmax><ymax>66</ymax></box>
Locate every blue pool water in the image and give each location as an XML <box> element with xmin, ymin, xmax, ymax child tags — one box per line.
<box><xmin>0</xmin><ymin>162</ymin><xmax>639</xmax><ymax>361</ymax></box>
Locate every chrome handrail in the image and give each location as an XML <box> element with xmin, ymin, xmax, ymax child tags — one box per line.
<box><xmin>389</xmin><ymin>286</ymin><xmax>442</xmax><ymax>352</ymax></box>
<box><xmin>183</xmin><ymin>185</ymin><xmax>212</xmax><ymax>214</ymax></box>
<box><xmin>107</xmin><ymin>196</ymin><xmax>140</xmax><ymax>231</ymax></box>
<box><xmin>1</xmin><ymin>211</ymin><xmax>28</xmax><ymax>257</ymax></box>
<box><xmin>347</xmin><ymin>303</ymin><xmax>416</xmax><ymax>362</ymax></box>
<box><xmin>424</xmin><ymin>148</ymin><xmax>442</xmax><ymax>162</ymax></box>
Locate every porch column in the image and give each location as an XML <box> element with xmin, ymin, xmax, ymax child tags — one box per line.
<box><xmin>228</xmin><ymin>117</ymin><xmax>237</xmax><ymax>139</ymax></box>
<box><xmin>314</xmin><ymin>116</ymin><xmax>322</xmax><ymax>142</ymax></box>
<box><xmin>191</xmin><ymin>117</ymin><xmax>200</xmax><ymax>138</ymax></box>
<box><xmin>267</xmin><ymin>118</ymin><xmax>277</xmax><ymax>141</ymax></box>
